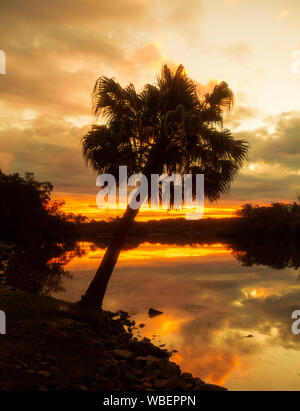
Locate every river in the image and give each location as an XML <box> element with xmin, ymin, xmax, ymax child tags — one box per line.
<box><xmin>49</xmin><ymin>240</ymin><xmax>300</xmax><ymax>391</ymax></box>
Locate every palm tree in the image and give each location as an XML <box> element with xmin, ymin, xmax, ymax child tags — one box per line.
<box><xmin>81</xmin><ymin>64</ymin><xmax>248</xmax><ymax>309</ymax></box>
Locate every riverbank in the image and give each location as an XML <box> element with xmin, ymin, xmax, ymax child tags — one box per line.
<box><xmin>0</xmin><ymin>284</ymin><xmax>226</xmax><ymax>391</ymax></box>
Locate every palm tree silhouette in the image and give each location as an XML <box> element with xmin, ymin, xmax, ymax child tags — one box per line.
<box><xmin>81</xmin><ymin>64</ymin><xmax>248</xmax><ymax>309</ymax></box>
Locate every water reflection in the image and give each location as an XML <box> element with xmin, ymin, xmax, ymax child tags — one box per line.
<box><xmin>229</xmin><ymin>238</ymin><xmax>300</xmax><ymax>270</ymax></box>
<box><xmin>2</xmin><ymin>237</ymin><xmax>300</xmax><ymax>390</ymax></box>
<box><xmin>1</xmin><ymin>241</ymin><xmax>85</xmax><ymax>294</ymax></box>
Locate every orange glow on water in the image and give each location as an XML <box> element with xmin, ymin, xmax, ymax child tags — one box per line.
<box><xmin>53</xmin><ymin>240</ymin><xmax>300</xmax><ymax>390</ymax></box>
<box><xmin>173</xmin><ymin>351</ymin><xmax>243</xmax><ymax>386</ymax></box>
<box><xmin>66</xmin><ymin>242</ymin><xmax>231</xmax><ymax>268</ymax></box>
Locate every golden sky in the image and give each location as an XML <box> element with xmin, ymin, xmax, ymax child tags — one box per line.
<box><xmin>0</xmin><ymin>0</ymin><xmax>300</xmax><ymax>220</ymax></box>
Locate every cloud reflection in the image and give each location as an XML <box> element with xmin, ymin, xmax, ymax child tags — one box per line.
<box><xmin>50</xmin><ymin>240</ymin><xmax>300</xmax><ymax>389</ymax></box>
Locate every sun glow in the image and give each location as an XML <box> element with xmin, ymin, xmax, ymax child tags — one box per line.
<box><xmin>56</xmin><ymin>193</ymin><xmax>239</xmax><ymax>221</ymax></box>
<box><xmin>65</xmin><ymin>242</ymin><xmax>231</xmax><ymax>269</ymax></box>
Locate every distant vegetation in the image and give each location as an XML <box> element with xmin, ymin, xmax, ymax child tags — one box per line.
<box><xmin>78</xmin><ymin>202</ymin><xmax>300</xmax><ymax>240</ymax></box>
<box><xmin>0</xmin><ymin>170</ymin><xmax>86</xmax><ymax>294</ymax></box>
<box><xmin>1</xmin><ymin>170</ymin><xmax>299</xmax><ymax>243</ymax></box>
<box><xmin>0</xmin><ymin>170</ymin><xmax>85</xmax><ymax>243</ymax></box>
<box><xmin>232</xmin><ymin>202</ymin><xmax>300</xmax><ymax>239</ymax></box>
<box><xmin>78</xmin><ymin>217</ymin><xmax>237</xmax><ymax>240</ymax></box>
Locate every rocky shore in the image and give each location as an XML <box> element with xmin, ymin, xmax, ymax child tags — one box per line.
<box><xmin>0</xmin><ymin>284</ymin><xmax>226</xmax><ymax>391</ymax></box>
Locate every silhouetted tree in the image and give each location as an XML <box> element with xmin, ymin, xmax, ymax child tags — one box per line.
<box><xmin>0</xmin><ymin>170</ymin><xmax>76</xmax><ymax>242</ymax></box>
<box><xmin>234</xmin><ymin>202</ymin><xmax>300</xmax><ymax>238</ymax></box>
<box><xmin>81</xmin><ymin>64</ymin><xmax>248</xmax><ymax>309</ymax></box>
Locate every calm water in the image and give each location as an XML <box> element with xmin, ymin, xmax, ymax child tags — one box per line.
<box><xmin>50</xmin><ymin>240</ymin><xmax>300</xmax><ymax>391</ymax></box>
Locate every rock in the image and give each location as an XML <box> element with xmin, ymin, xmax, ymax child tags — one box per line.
<box><xmin>139</xmin><ymin>323</ymin><xmax>146</xmax><ymax>328</ymax></box>
<box><xmin>102</xmin><ymin>362</ymin><xmax>121</xmax><ymax>378</ymax></box>
<box><xmin>181</xmin><ymin>382</ymin><xmax>193</xmax><ymax>390</ymax></box>
<box><xmin>118</xmin><ymin>360</ymin><xmax>128</xmax><ymax>367</ymax></box>
<box><xmin>26</xmin><ymin>369</ymin><xmax>37</xmax><ymax>374</ymax></box>
<box><xmin>135</xmin><ymin>356</ymin><xmax>148</xmax><ymax>365</ymax></box>
<box><xmin>182</xmin><ymin>372</ymin><xmax>194</xmax><ymax>380</ymax></box>
<box><xmin>146</xmin><ymin>355</ymin><xmax>160</xmax><ymax>363</ymax></box>
<box><xmin>112</xmin><ymin>349</ymin><xmax>133</xmax><ymax>360</ymax></box>
<box><xmin>48</xmin><ymin>367</ymin><xmax>63</xmax><ymax>378</ymax></box>
<box><xmin>245</xmin><ymin>334</ymin><xmax>254</xmax><ymax>338</ymax></box>
<box><xmin>194</xmin><ymin>377</ymin><xmax>205</xmax><ymax>385</ymax></box>
<box><xmin>123</xmin><ymin>371</ymin><xmax>137</xmax><ymax>383</ymax></box>
<box><xmin>156</xmin><ymin>358</ymin><xmax>175</xmax><ymax>369</ymax></box>
<box><xmin>135</xmin><ymin>355</ymin><xmax>161</xmax><ymax>367</ymax></box>
<box><xmin>154</xmin><ymin>378</ymin><xmax>172</xmax><ymax>388</ymax></box>
<box><xmin>78</xmin><ymin>384</ymin><xmax>89</xmax><ymax>391</ymax></box>
<box><xmin>149</xmin><ymin>369</ymin><xmax>161</xmax><ymax>379</ymax></box>
<box><xmin>196</xmin><ymin>383</ymin><xmax>227</xmax><ymax>391</ymax></box>
<box><xmin>37</xmin><ymin>370</ymin><xmax>51</xmax><ymax>378</ymax></box>
<box><xmin>45</xmin><ymin>354</ymin><xmax>57</xmax><ymax>365</ymax></box>
<box><xmin>132</xmin><ymin>385</ymin><xmax>146</xmax><ymax>389</ymax></box>
<box><xmin>148</xmin><ymin>308</ymin><xmax>164</xmax><ymax>318</ymax></box>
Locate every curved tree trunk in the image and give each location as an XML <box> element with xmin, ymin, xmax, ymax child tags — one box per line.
<box><xmin>80</xmin><ymin>205</ymin><xmax>140</xmax><ymax>310</ymax></box>
<box><xmin>80</xmin><ymin>158</ymin><xmax>160</xmax><ymax>310</ymax></box>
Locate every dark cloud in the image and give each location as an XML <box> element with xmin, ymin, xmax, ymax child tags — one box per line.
<box><xmin>237</xmin><ymin>112</ymin><xmax>300</xmax><ymax>171</ymax></box>
<box><xmin>0</xmin><ymin>117</ymin><xmax>96</xmax><ymax>193</ymax></box>
<box><xmin>228</xmin><ymin>172</ymin><xmax>300</xmax><ymax>202</ymax></box>
<box><xmin>0</xmin><ymin>1</ymin><xmax>157</xmax><ymax>115</ymax></box>
<box><xmin>1</xmin><ymin>0</ymin><xmax>147</xmax><ymax>24</ymax></box>
<box><xmin>223</xmin><ymin>42</ymin><xmax>253</xmax><ymax>64</ymax></box>
<box><xmin>221</xmin><ymin>111</ymin><xmax>300</xmax><ymax>203</ymax></box>
<box><xmin>225</xmin><ymin>104</ymin><xmax>258</xmax><ymax>128</ymax></box>
<box><xmin>159</xmin><ymin>0</ymin><xmax>203</xmax><ymax>43</ymax></box>
<box><xmin>0</xmin><ymin>0</ymin><xmax>203</xmax><ymax>115</ymax></box>
<box><xmin>1</xmin><ymin>110</ymin><xmax>300</xmax><ymax>203</ymax></box>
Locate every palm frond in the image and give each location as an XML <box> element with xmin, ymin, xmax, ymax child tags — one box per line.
<box><xmin>83</xmin><ymin>64</ymin><xmax>249</xmax><ymax>205</ymax></box>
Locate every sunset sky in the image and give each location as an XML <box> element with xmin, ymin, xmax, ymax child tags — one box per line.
<box><xmin>1</xmin><ymin>0</ymin><xmax>300</xmax><ymax>220</ymax></box>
